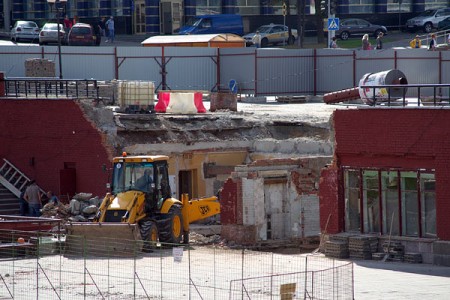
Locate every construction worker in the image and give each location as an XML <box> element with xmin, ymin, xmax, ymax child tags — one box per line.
<box><xmin>409</xmin><ymin>35</ymin><xmax>422</xmax><ymax>48</ymax></box>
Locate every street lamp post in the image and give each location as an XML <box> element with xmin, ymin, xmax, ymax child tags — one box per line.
<box><xmin>47</xmin><ymin>0</ymin><xmax>67</xmax><ymax>79</ymax></box>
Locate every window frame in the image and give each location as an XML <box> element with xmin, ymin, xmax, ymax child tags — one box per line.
<box><xmin>342</xmin><ymin>167</ymin><xmax>436</xmax><ymax>238</ymax></box>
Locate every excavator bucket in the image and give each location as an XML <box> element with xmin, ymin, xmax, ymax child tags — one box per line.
<box><xmin>64</xmin><ymin>223</ymin><xmax>143</xmax><ymax>257</ymax></box>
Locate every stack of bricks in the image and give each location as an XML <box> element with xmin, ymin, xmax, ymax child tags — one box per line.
<box><xmin>382</xmin><ymin>241</ymin><xmax>405</xmax><ymax>262</ymax></box>
<box><xmin>323</xmin><ymin>233</ymin><xmax>355</xmax><ymax>259</ymax></box>
<box><xmin>349</xmin><ymin>235</ymin><xmax>378</xmax><ymax>260</ymax></box>
<box><xmin>25</xmin><ymin>58</ymin><xmax>55</xmax><ymax>77</ymax></box>
<box><xmin>324</xmin><ymin>240</ymin><xmax>349</xmax><ymax>259</ymax></box>
<box><xmin>404</xmin><ymin>252</ymin><xmax>423</xmax><ymax>263</ymax></box>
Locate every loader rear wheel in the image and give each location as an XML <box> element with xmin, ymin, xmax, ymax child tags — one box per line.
<box><xmin>139</xmin><ymin>219</ymin><xmax>158</xmax><ymax>252</ymax></box>
<box><xmin>158</xmin><ymin>205</ymin><xmax>183</xmax><ymax>244</ymax></box>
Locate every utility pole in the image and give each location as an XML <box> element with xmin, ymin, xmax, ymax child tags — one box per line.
<box><xmin>47</xmin><ymin>0</ymin><xmax>67</xmax><ymax>79</ymax></box>
<box><xmin>327</xmin><ymin>0</ymin><xmax>337</xmax><ymax>48</ymax></box>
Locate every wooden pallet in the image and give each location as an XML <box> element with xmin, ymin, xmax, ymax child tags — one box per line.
<box><xmin>276</xmin><ymin>96</ymin><xmax>307</xmax><ymax>103</ymax></box>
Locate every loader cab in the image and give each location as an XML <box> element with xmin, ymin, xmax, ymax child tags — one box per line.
<box><xmin>111</xmin><ymin>155</ymin><xmax>172</xmax><ymax>204</ymax></box>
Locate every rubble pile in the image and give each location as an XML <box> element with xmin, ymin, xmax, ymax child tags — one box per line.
<box><xmin>189</xmin><ymin>231</ymin><xmax>222</xmax><ymax>245</ymax></box>
<box><xmin>41</xmin><ymin>193</ymin><xmax>101</xmax><ymax>223</ymax></box>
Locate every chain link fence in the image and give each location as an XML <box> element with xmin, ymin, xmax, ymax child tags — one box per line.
<box><xmin>0</xmin><ymin>230</ymin><xmax>353</xmax><ymax>299</ymax></box>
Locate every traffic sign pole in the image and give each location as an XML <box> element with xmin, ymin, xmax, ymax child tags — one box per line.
<box><xmin>327</xmin><ymin>0</ymin><xmax>331</xmax><ymax>48</ymax></box>
<box><xmin>283</xmin><ymin>3</ymin><xmax>286</xmax><ymax>46</ymax></box>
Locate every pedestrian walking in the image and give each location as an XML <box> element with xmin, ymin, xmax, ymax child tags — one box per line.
<box><xmin>95</xmin><ymin>17</ymin><xmax>104</xmax><ymax>46</ymax></box>
<box><xmin>252</xmin><ymin>30</ymin><xmax>261</xmax><ymax>48</ymax></box>
<box><xmin>376</xmin><ymin>32</ymin><xmax>383</xmax><ymax>49</ymax></box>
<box><xmin>63</xmin><ymin>15</ymin><xmax>72</xmax><ymax>34</ymax></box>
<box><xmin>409</xmin><ymin>35</ymin><xmax>422</xmax><ymax>48</ymax></box>
<box><xmin>362</xmin><ymin>34</ymin><xmax>371</xmax><ymax>50</ymax></box>
<box><xmin>329</xmin><ymin>36</ymin><xmax>338</xmax><ymax>48</ymax></box>
<box><xmin>24</xmin><ymin>180</ymin><xmax>42</xmax><ymax>217</ymax></box>
<box><xmin>105</xmin><ymin>16</ymin><xmax>115</xmax><ymax>43</ymax></box>
<box><xmin>428</xmin><ymin>33</ymin><xmax>437</xmax><ymax>51</ymax></box>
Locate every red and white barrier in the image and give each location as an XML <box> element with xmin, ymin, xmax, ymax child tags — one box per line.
<box><xmin>155</xmin><ymin>91</ymin><xmax>206</xmax><ymax>113</ymax></box>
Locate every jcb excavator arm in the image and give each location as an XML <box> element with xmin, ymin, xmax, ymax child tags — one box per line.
<box><xmin>180</xmin><ymin>194</ymin><xmax>220</xmax><ymax>234</ymax></box>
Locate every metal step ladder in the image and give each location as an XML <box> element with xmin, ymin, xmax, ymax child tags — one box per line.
<box><xmin>0</xmin><ymin>158</ymin><xmax>45</xmax><ymax>198</ymax></box>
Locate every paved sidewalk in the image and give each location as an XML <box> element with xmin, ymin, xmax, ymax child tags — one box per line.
<box><xmin>353</xmin><ymin>259</ymin><xmax>450</xmax><ymax>299</ymax></box>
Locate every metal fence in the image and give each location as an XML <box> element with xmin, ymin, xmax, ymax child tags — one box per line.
<box><xmin>0</xmin><ymin>45</ymin><xmax>449</xmax><ymax>97</ymax></box>
<box><xmin>0</xmin><ymin>230</ymin><xmax>354</xmax><ymax>300</ymax></box>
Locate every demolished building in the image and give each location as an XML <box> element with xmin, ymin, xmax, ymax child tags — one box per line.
<box><xmin>0</xmin><ymin>76</ymin><xmax>334</xmax><ymax>249</ymax></box>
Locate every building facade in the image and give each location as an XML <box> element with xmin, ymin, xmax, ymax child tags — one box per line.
<box><xmin>320</xmin><ymin>108</ymin><xmax>450</xmax><ymax>265</ymax></box>
<box><xmin>2</xmin><ymin>0</ymin><xmax>449</xmax><ymax>35</ymax></box>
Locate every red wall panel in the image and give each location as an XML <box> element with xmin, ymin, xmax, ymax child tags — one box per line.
<box><xmin>0</xmin><ymin>100</ymin><xmax>113</xmax><ymax>199</ymax></box>
<box><xmin>220</xmin><ymin>178</ymin><xmax>240</xmax><ymax>225</ymax></box>
<box><xmin>319</xmin><ymin>166</ymin><xmax>342</xmax><ymax>234</ymax></box>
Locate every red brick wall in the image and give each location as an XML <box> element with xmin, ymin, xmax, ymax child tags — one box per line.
<box><xmin>327</xmin><ymin>109</ymin><xmax>450</xmax><ymax>240</ymax></box>
<box><xmin>219</xmin><ymin>178</ymin><xmax>241</xmax><ymax>225</ymax></box>
<box><xmin>319</xmin><ymin>165</ymin><xmax>342</xmax><ymax>234</ymax></box>
<box><xmin>0</xmin><ymin>100</ymin><xmax>112</xmax><ymax>199</ymax></box>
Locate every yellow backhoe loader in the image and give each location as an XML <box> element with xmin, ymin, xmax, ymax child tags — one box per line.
<box><xmin>65</xmin><ymin>153</ymin><xmax>220</xmax><ymax>254</ymax></box>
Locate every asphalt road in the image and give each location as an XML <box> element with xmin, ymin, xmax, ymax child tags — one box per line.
<box><xmin>0</xmin><ymin>30</ymin><xmax>428</xmax><ymax>49</ymax></box>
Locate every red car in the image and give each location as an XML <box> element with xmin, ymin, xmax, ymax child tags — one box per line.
<box><xmin>67</xmin><ymin>23</ymin><xmax>96</xmax><ymax>46</ymax></box>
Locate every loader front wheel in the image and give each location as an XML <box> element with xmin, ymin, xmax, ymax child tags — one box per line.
<box><xmin>139</xmin><ymin>219</ymin><xmax>158</xmax><ymax>252</ymax></box>
<box><xmin>158</xmin><ymin>205</ymin><xmax>183</xmax><ymax>244</ymax></box>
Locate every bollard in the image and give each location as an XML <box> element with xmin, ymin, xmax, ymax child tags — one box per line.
<box><xmin>0</xmin><ymin>72</ymin><xmax>5</xmax><ymax>97</ymax></box>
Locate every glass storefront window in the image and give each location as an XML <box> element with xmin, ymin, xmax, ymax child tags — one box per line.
<box><xmin>348</xmin><ymin>0</ymin><xmax>375</xmax><ymax>14</ymax></box>
<box><xmin>381</xmin><ymin>171</ymin><xmax>399</xmax><ymax>235</ymax></box>
<box><xmin>236</xmin><ymin>0</ymin><xmax>260</xmax><ymax>15</ymax></box>
<box><xmin>421</xmin><ymin>173</ymin><xmax>436</xmax><ymax>237</ymax></box>
<box><xmin>344</xmin><ymin>168</ymin><xmax>436</xmax><ymax>238</ymax></box>
<box><xmin>345</xmin><ymin>169</ymin><xmax>361</xmax><ymax>232</ymax></box>
<box><xmin>425</xmin><ymin>0</ymin><xmax>448</xmax><ymax>10</ymax></box>
<box><xmin>387</xmin><ymin>0</ymin><xmax>412</xmax><ymax>13</ymax></box>
<box><xmin>362</xmin><ymin>170</ymin><xmax>380</xmax><ymax>233</ymax></box>
<box><xmin>401</xmin><ymin>172</ymin><xmax>418</xmax><ymax>236</ymax></box>
<box><xmin>197</xmin><ymin>0</ymin><xmax>221</xmax><ymax>15</ymax></box>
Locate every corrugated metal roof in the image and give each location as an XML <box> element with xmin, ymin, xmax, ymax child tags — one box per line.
<box><xmin>141</xmin><ymin>34</ymin><xmax>245</xmax><ymax>46</ymax></box>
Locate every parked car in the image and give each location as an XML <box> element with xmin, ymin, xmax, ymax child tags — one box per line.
<box><xmin>243</xmin><ymin>24</ymin><xmax>298</xmax><ymax>48</ymax></box>
<box><xmin>39</xmin><ymin>23</ymin><xmax>66</xmax><ymax>45</ymax></box>
<box><xmin>438</xmin><ymin>16</ymin><xmax>450</xmax><ymax>30</ymax></box>
<box><xmin>406</xmin><ymin>8</ymin><xmax>450</xmax><ymax>33</ymax></box>
<box><xmin>10</xmin><ymin>20</ymin><xmax>40</xmax><ymax>43</ymax></box>
<box><xmin>67</xmin><ymin>23</ymin><xmax>96</xmax><ymax>46</ymax></box>
<box><xmin>333</xmin><ymin>18</ymin><xmax>387</xmax><ymax>40</ymax></box>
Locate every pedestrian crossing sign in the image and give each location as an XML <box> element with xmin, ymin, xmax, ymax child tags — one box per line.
<box><xmin>328</xmin><ymin>18</ymin><xmax>340</xmax><ymax>31</ymax></box>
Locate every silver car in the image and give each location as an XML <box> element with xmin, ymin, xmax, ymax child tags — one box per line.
<box><xmin>243</xmin><ymin>24</ymin><xmax>298</xmax><ymax>48</ymax></box>
<box><xmin>406</xmin><ymin>8</ymin><xmax>450</xmax><ymax>33</ymax></box>
<box><xmin>10</xmin><ymin>20</ymin><xmax>40</xmax><ymax>43</ymax></box>
<box><xmin>39</xmin><ymin>23</ymin><xmax>66</xmax><ymax>45</ymax></box>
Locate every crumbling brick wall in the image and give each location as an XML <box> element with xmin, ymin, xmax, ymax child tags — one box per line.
<box><xmin>220</xmin><ymin>157</ymin><xmax>331</xmax><ymax>245</ymax></box>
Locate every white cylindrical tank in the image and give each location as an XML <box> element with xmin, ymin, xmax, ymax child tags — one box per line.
<box><xmin>358</xmin><ymin>69</ymin><xmax>408</xmax><ymax>105</ymax></box>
